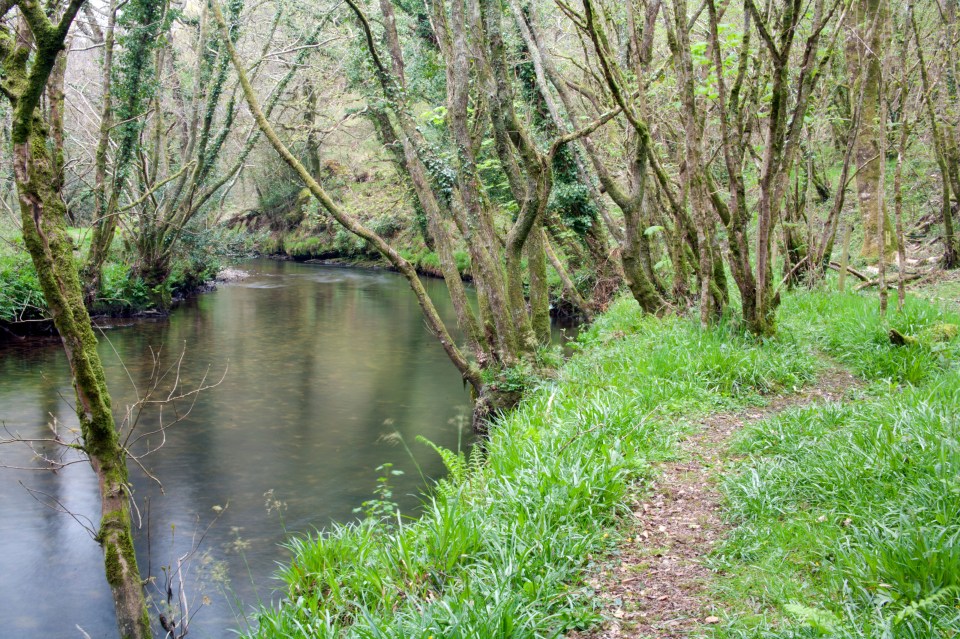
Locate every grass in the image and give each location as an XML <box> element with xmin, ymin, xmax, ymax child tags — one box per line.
<box><xmin>246</xmin><ymin>296</ymin><xmax>818</xmax><ymax>638</ymax></box>
<box><xmin>0</xmin><ymin>224</ymin><xmax>253</xmax><ymax>321</ymax></box>
<box><xmin>0</xmin><ymin>248</ymin><xmax>46</xmax><ymax>322</ymax></box>
<box><xmin>709</xmin><ymin>292</ymin><xmax>960</xmax><ymax>638</ymax></box>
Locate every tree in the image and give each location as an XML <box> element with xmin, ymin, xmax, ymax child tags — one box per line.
<box><xmin>0</xmin><ymin>0</ymin><xmax>152</xmax><ymax>637</ymax></box>
<box><xmin>844</xmin><ymin>0</ymin><xmax>895</xmax><ymax>260</ymax></box>
<box><xmin>911</xmin><ymin>0</ymin><xmax>960</xmax><ymax>268</ymax></box>
<box><xmin>82</xmin><ymin>0</ymin><xmax>263</xmax><ymax>307</ymax></box>
<box><xmin>211</xmin><ymin>0</ymin><xmax>619</xmax><ymax>426</ymax></box>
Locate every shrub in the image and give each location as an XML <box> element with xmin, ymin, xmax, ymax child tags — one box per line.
<box><xmin>0</xmin><ymin>251</ymin><xmax>46</xmax><ymax>322</ymax></box>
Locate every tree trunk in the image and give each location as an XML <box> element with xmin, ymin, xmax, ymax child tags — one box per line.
<box><xmin>845</xmin><ymin>0</ymin><xmax>894</xmax><ymax>260</ymax></box>
<box><xmin>16</xmin><ymin>126</ymin><xmax>152</xmax><ymax>639</ymax></box>
<box><xmin>4</xmin><ymin>4</ymin><xmax>153</xmax><ymax>637</ymax></box>
<box><xmin>912</xmin><ymin>2</ymin><xmax>960</xmax><ymax>268</ymax></box>
<box><xmin>82</xmin><ymin>0</ymin><xmax>116</xmax><ymax>304</ymax></box>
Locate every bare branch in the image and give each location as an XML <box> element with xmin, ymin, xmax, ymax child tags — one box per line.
<box><xmin>19</xmin><ymin>482</ymin><xmax>98</xmax><ymax>539</ymax></box>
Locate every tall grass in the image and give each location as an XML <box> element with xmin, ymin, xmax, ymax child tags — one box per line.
<box><xmin>778</xmin><ymin>290</ymin><xmax>960</xmax><ymax>384</ymax></box>
<box><xmin>247</xmin><ymin>297</ymin><xmax>817</xmax><ymax>638</ymax></box>
<box><xmin>712</xmin><ymin>293</ymin><xmax>960</xmax><ymax>638</ymax></box>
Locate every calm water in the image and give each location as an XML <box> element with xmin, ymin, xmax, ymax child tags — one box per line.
<box><xmin>0</xmin><ymin>259</ymin><xmax>498</xmax><ymax>638</ymax></box>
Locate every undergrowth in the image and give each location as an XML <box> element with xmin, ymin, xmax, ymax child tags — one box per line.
<box><xmin>710</xmin><ymin>292</ymin><xmax>960</xmax><ymax>638</ymax></box>
<box><xmin>247</xmin><ymin>296</ymin><xmax>817</xmax><ymax>638</ymax></box>
<box><xmin>0</xmin><ymin>226</ymin><xmax>254</xmax><ymax>321</ymax></box>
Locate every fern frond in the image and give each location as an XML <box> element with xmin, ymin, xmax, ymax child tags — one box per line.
<box><xmin>893</xmin><ymin>585</ymin><xmax>960</xmax><ymax>626</ymax></box>
<box><xmin>784</xmin><ymin>602</ymin><xmax>841</xmax><ymax>634</ymax></box>
<box><xmin>417</xmin><ymin>436</ymin><xmax>467</xmax><ymax>485</ymax></box>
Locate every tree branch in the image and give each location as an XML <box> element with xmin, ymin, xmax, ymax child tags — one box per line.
<box><xmin>744</xmin><ymin>0</ymin><xmax>782</xmax><ymax>63</ymax></box>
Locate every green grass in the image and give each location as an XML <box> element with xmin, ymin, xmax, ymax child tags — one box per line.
<box><xmin>0</xmin><ymin>248</ymin><xmax>46</xmax><ymax>322</ymax></box>
<box><xmin>247</xmin><ymin>296</ymin><xmax>818</xmax><ymax>638</ymax></box>
<box><xmin>709</xmin><ymin>292</ymin><xmax>960</xmax><ymax>638</ymax></box>
<box><xmin>914</xmin><ymin>272</ymin><xmax>960</xmax><ymax>315</ymax></box>
<box><xmin>0</xmin><ymin>224</ymin><xmax>253</xmax><ymax>320</ymax></box>
<box><xmin>778</xmin><ymin>290</ymin><xmax>960</xmax><ymax>384</ymax></box>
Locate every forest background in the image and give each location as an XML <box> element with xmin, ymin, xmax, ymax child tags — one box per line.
<box><xmin>3</xmin><ymin>0</ymin><xmax>960</xmax><ymax>636</ymax></box>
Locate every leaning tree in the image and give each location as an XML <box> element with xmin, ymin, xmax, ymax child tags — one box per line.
<box><xmin>1</xmin><ymin>0</ymin><xmax>152</xmax><ymax>636</ymax></box>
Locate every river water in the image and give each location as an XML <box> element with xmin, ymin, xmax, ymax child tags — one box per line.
<box><xmin>0</xmin><ymin>259</ymin><xmax>541</xmax><ymax>638</ymax></box>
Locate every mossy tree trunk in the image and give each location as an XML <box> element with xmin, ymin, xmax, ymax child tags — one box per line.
<box><xmin>573</xmin><ymin>0</ymin><xmax>669</xmax><ymax>315</ymax></box>
<box><xmin>1</xmin><ymin>2</ymin><xmax>152</xmax><ymax>638</ymax></box>
<box><xmin>912</xmin><ymin>0</ymin><xmax>960</xmax><ymax>269</ymax></box>
<box><xmin>81</xmin><ymin>0</ymin><xmax>117</xmax><ymax>304</ymax></box>
<box><xmin>844</xmin><ymin>0</ymin><xmax>895</xmax><ymax>261</ymax></box>
<box><xmin>699</xmin><ymin>0</ymin><xmax>836</xmax><ymax>335</ymax></box>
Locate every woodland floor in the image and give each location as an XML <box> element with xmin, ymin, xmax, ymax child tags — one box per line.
<box><xmin>568</xmin><ymin>366</ymin><xmax>863</xmax><ymax>639</ymax></box>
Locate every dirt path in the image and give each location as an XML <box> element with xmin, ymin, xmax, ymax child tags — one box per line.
<box><xmin>569</xmin><ymin>368</ymin><xmax>861</xmax><ymax>639</ymax></box>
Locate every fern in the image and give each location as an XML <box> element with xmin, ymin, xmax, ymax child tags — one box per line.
<box><xmin>417</xmin><ymin>437</ymin><xmax>487</xmax><ymax>500</ymax></box>
<box><xmin>784</xmin><ymin>603</ymin><xmax>841</xmax><ymax>634</ymax></box>
<box><xmin>417</xmin><ymin>436</ymin><xmax>467</xmax><ymax>484</ymax></box>
<box><xmin>893</xmin><ymin>585</ymin><xmax>960</xmax><ymax>626</ymax></box>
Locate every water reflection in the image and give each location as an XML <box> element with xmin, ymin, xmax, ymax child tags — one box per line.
<box><xmin>0</xmin><ymin>259</ymin><xmax>476</xmax><ymax>638</ymax></box>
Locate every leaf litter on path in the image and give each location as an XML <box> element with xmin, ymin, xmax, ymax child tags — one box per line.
<box><xmin>567</xmin><ymin>367</ymin><xmax>861</xmax><ymax>639</ymax></box>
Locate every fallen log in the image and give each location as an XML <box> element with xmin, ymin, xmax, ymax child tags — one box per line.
<box><xmin>854</xmin><ymin>272</ymin><xmax>923</xmax><ymax>291</ymax></box>
<box><xmin>828</xmin><ymin>261</ymin><xmax>870</xmax><ymax>282</ymax></box>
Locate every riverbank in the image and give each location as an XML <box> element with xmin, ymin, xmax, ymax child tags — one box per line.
<box><xmin>0</xmin><ymin>265</ymin><xmax>233</xmax><ymax>339</ymax></box>
<box><xmin>0</xmin><ymin>225</ymin><xmax>258</xmax><ymax>337</ymax></box>
<box><xmin>244</xmin><ymin>287</ymin><xmax>959</xmax><ymax>638</ymax></box>
<box><xmin>0</xmin><ymin>260</ymin><xmax>476</xmax><ymax>639</ymax></box>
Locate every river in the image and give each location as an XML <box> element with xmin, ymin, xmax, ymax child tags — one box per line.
<box><xmin>0</xmin><ymin>259</ymin><xmax>572</xmax><ymax>638</ymax></box>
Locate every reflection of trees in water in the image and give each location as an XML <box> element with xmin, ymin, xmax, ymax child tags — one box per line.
<box><xmin>0</xmin><ymin>261</ymin><xmax>472</xmax><ymax>638</ymax></box>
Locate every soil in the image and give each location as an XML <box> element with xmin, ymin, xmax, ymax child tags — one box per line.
<box><xmin>569</xmin><ymin>367</ymin><xmax>862</xmax><ymax>639</ymax></box>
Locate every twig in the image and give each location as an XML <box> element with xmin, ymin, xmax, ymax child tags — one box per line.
<box><xmin>20</xmin><ymin>481</ymin><xmax>98</xmax><ymax>539</ymax></box>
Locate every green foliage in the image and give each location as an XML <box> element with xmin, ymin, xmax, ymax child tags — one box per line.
<box><xmin>453</xmin><ymin>250</ymin><xmax>470</xmax><ymax>274</ymax></box>
<box><xmin>547</xmin><ymin>145</ymin><xmax>597</xmax><ymax>236</ymax></box>
<box><xmin>285</xmin><ymin>236</ymin><xmax>325</xmax><ymax>259</ymax></box>
<box><xmin>480</xmin><ymin>359</ymin><xmax>542</xmax><ymax>394</ymax></box>
<box><xmin>112</xmin><ymin>0</ymin><xmax>175</xmax><ymax>187</ymax></box>
<box><xmin>397</xmin><ymin>247</ymin><xmax>470</xmax><ymax>277</ymax></box>
<box><xmin>333</xmin><ymin>229</ymin><xmax>368</xmax><ymax>257</ymax></box>
<box><xmin>549</xmin><ymin>181</ymin><xmax>596</xmax><ymax>236</ymax></box>
<box><xmin>783</xmin><ymin>603</ymin><xmax>841</xmax><ymax>635</ymax></box>
<box><xmin>368</xmin><ymin>215</ymin><xmax>402</xmax><ymax>238</ymax></box>
<box><xmin>476</xmin><ymin>141</ymin><xmax>518</xmax><ymax>215</ymax></box>
<box><xmin>246</xmin><ymin>295</ymin><xmax>817</xmax><ymax>638</ymax></box>
<box><xmin>415</xmin><ymin>437</ymin><xmax>486</xmax><ymax>500</ymax></box>
<box><xmin>778</xmin><ymin>291</ymin><xmax>960</xmax><ymax>384</ymax></box>
<box><xmin>167</xmin><ymin>224</ymin><xmax>252</xmax><ymax>293</ymax></box>
<box><xmin>0</xmin><ymin>249</ymin><xmax>46</xmax><ymax>322</ymax></box>
<box><xmin>256</xmin><ymin>179</ymin><xmax>305</xmax><ymax>228</ymax></box>
<box><xmin>713</xmin><ymin>292</ymin><xmax>960</xmax><ymax>638</ymax></box>
<box><xmin>418</xmin><ymin>249</ymin><xmax>440</xmax><ymax>272</ymax></box>
<box><xmin>99</xmin><ymin>263</ymin><xmax>151</xmax><ymax>310</ymax></box>
<box><xmin>352</xmin><ymin>464</ymin><xmax>404</xmax><ymax>524</ymax></box>
<box><xmin>1</xmin><ymin>224</ymin><xmax>251</xmax><ymax>318</ymax></box>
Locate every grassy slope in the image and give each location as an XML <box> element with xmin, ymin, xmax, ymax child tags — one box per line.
<box><xmin>249</xmin><ymin>297</ymin><xmax>824</xmax><ymax>638</ymax></box>
<box><xmin>711</xmin><ymin>292</ymin><xmax>960</xmax><ymax>638</ymax></box>
<box><xmin>249</xmin><ymin>289</ymin><xmax>959</xmax><ymax>639</ymax></box>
